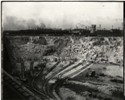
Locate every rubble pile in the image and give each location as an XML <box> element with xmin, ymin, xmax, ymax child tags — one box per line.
<box><xmin>56</xmin><ymin>36</ymin><xmax>123</xmax><ymax>65</ymax></box>
<box><xmin>5</xmin><ymin>36</ymin><xmax>123</xmax><ymax>73</ymax></box>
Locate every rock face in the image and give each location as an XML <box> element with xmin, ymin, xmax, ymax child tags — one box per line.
<box><xmin>4</xmin><ymin>36</ymin><xmax>48</xmax><ymax>78</ymax></box>
<box><xmin>4</xmin><ymin>36</ymin><xmax>123</xmax><ymax>74</ymax></box>
<box><xmin>57</xmin><ymin>36</ymin><xmax>123</xmax><ymax>65</ymax></box>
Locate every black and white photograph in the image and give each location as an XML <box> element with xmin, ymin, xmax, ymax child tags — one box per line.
<box><xmin>1</xmin><ymin>2</ymin><xmax>124</xmax><ymax>100</ymax></box>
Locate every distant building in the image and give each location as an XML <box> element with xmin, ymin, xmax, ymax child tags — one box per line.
<box><xmin>90</xmin><ymin>25</ymin><xmax>96</xmax><ymax>33</ymax></box>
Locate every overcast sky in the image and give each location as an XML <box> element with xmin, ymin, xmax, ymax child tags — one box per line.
<box><xmin>2</xmin><ymin>2</ymin><xmax>123</xmax><ymax>30</ymax></box>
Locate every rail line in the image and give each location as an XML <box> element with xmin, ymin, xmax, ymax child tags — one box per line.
<box><xmin>3</xmin><ymin>60</ymin><xmax>93</xmax><ymax>100</ymax></box>
<box><xmin>3</xmin><ymin>70</ymin><xmax>49</xmax><ymax>100</ymax></box>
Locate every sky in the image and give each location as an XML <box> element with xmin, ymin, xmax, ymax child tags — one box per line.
<box><xmin>2</xmin><ymin>2</ymin><xmax>123</xmax><ymax>30</ymax></box>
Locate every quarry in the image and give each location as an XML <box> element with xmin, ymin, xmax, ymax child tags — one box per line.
<box><xmin>3</xmin><ymin>33</ymin><xmax>123</xmax><ymax>100</ymax></box>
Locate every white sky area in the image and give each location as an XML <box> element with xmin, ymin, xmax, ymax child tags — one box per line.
<box><xmin>2</xmin><ymin>2</ymin><xmax>123</xmax><ymax>30</ymax></box>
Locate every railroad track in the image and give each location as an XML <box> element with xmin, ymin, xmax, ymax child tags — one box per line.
<box><xmin>3</xmin><ymin>70</ymin><xmax>49</xmax><ymax>100</ymax></box>
<box><xmin>42</xmin><ymin>60</ymin><xmax>93</xmax><ymax>99</ymax></box>
<box><xmin>3</xmin><ymin>60</ymin><xmax>93</xmax><ymax>100</ymax></box>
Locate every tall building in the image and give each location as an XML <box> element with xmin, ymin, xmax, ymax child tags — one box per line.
<box><xmin>90</xmin><ymin>25</ymin><xmax>96</xmax><ymax>33</ymax></box>
<box><xmin>99</xmin><ymin>24</ymin><xmax>101</xmax><ymax>30</ymax></box>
